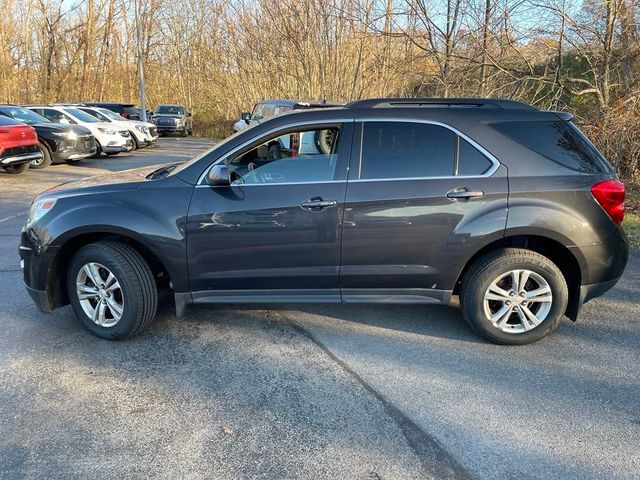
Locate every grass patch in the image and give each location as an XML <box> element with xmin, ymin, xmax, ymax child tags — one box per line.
<box><xmin>623</xmin><ymin>212</ymin><xmax>640</xmax><ymax>250</ymax></box>
<box><xmin>624</xmin><ymin>185</ymin><xmax>640</xmax><ymax>250</ymax></box>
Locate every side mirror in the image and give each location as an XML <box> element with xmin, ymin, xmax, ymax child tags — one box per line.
<box><xmin>207</xmin><ymin>165</ymin><xmax>231</xmax><ymax>186</ymax></box>
<box><xmin>240</xmin><ymin>112</ymin><xmax>251</xmax><ymax>123</ymax></box>
<box><xmin>186</xmin><ymin>111</ymin><xmax>192</xmax><ymax>117</ymax></box>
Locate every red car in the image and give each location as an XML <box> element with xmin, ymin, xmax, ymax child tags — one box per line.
<box><xmin>0</xmin><ymin>115</ymin><xmax>42</xmax><ymax>174</ymax></box>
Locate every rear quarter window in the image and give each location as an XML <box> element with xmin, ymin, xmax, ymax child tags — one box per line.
<box><xmin>492</xmin><ymin>121</ymin><xmax>613</xmax><ymax>173</ymax></box>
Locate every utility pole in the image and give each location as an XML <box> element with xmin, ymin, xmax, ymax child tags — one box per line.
<box><xmin>134</xmin><ymin>0</ymin><xmax>147</xmax><ymax>122</ymax></box>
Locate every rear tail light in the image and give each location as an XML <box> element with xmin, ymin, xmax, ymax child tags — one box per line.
<box><xmin>591</xmin><ymin>179</ymin><xmax>625</xmax><ymax>225</ymax></box>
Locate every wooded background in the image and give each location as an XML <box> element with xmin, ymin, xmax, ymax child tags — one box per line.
<box><xmin>1</xmin><ymin>0</ymin><xmax>639</xmax><ymax>183</ymax></box>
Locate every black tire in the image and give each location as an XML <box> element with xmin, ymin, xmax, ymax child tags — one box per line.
<box><xmin>129</xmin><ymin>132</ymin><xmax>140</xmax><ymax>150</ymax></box>
<box><xmin>181</xmin><ymin>128</ymin><xmax>188</xmax><ymax>137</ymax></box>
<box><xmin>31</xmin><ymin>142</ymin><xmax>53</xmax><ymax>169</ymax></box>
<box><xmin>187</xmin><ymin>129</ymin><xmax>193</xmax><ymax>136</ymax></box>
<box><xmin>67</xmin><ymin>241</ymin><xmax>158</xmax><ymax>340</ymax></box>
<box><xmin>460</xmin><ymin>248</ymin><xmax>568</xmax><ymax>345</ymax></box>
<box><xmin>314</xmin><ymin>129</ymin><xmax>335</xmax><ymax>154</ymax></box>
<box><xmin>3</xmin><ymin>163</ymin><xmax>29</xmax><ymax>174</ymax></box>
<box><xmin>93</xmin><ymin>141</ymin><xmax>103</xmax><ymax>158</ymax></box>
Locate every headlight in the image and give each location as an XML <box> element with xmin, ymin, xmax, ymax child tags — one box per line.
<box><xmin>175</xmin><ymin>119</ymin><xmax>184</xmax><ymax>125</ymax></box>
<box><xmin>98</xmin><ymin>127</ymin><xmax>118</xmax><ymax>135</ymax></box>
<box><xmin>135</xmin><ymin>124</ymin><xmax>149</xmax><ymax>134</ymax></box>
<box><xmin>28</xmin><ymin>198</ymin><xmax>57</xmax><ymax>226</ymax></box>
<box><xmin>53</xmin><ymin>131</ymin><xmax>78</xmax><ymax>140</ymax></box>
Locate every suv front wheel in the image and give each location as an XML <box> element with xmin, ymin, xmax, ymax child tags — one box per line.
<box><xmin>67</xmin><ymin>241</ymin><xmax>158</xmax><ymax>340</ymax></box>
<box><xmin>460</xmin><ymin>248</ymin><xmax>568</xmax><ymax>345</ymax></box>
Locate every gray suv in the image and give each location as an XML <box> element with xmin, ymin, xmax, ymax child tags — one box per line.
<box><xmin>20</xmin><ymin>98</ymin><xmax>629</xmax><ymax>345</ymax></box>
<box><xmin>153</xmin><ymin>104</ymin><xmax>193</xmax><ymax>136</ymax></box>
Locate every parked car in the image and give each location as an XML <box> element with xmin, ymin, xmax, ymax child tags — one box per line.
<box><xmin>233</xmin><ymin>99</ymin><xmax>341</xmax><ymax>132</ymax></box>
<box><xmin>26</xmin><ymin>105</ymin><xmax>133</xmax><ymax>156</ymax></box>
<box><xmin>153</xmin><ymin>104</ymin><xmax>193</xmax><ymax>136</ymax></box>
<box><xmin>20</xmin><ymin>98</ymin><xmax>628</xmax><ymax>344</ymax></box>
<box><xmin>0</xmin><ymin>115</ymin><xmax>42</xmax><ymax>174</ymax></box>
<box><xmin>83</xmin><ymin>102</ymin><xmax>141</xmax><ymax>120</ymax></box>
<box><xmin>76</xmin><ymin>106</ymin><xmax>157</xmax><ymax>149</ymax></box>
<box><xmin>0</xmin><ymin>105</ymin><xmax>96</xmax><ymax>168</ymax></box>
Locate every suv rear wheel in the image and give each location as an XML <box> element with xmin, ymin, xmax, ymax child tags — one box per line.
<box><xmin>67</xmin><ymin>241</ymin><xmax>158</xmax><ymax>340</ymax></box>
<box><xmin>460</xmin><ymin>248</ymin><xmax>568</xmax><ymax>345</ymax></box>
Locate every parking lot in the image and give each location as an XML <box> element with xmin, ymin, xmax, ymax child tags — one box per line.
<box><xmin>1</xmin><ymin>137</ymin><xmax>639</xmax><ymax>479</ymax></box>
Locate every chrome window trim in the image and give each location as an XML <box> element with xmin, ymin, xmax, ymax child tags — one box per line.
<box><xmin>355</xmin><ymin>118</ymin><xmax>501</xmax><ymax>180</ymax></box>
<box><xmin>198</xmin><ymin>180</ymin><xmax>347</xmax><ymax>188</ymax></box>
<box><xmin>196</xmin><ymin>117</ymin><xmax>501</xmax><ymax>187</ymax></box>
<box><xmin>196</xmin><ymin>118</ymin><xmax>355</xmax><ymax>186</ymax></box>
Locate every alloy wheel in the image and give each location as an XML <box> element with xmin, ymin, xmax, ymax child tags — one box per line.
<box><xmin>483</xmin><ymin>269</ymin><xmax>553</xmax><ymax>334</ymax></box>
<box><xmin>75</xmin><ymin>262</ymin><xmax>124</xmax><ymax>327</ymax></box>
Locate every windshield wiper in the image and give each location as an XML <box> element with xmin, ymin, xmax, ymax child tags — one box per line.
<box><xmin>146</xmin><ymin>164</ymin><xmax>178</xmax><ymax>179</ymax></box>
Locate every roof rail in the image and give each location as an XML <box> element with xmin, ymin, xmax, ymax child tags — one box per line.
<box><xmin>346</xmin><ymin>97</ymin><xmax>538</xmax><ymax>111</ymax></box>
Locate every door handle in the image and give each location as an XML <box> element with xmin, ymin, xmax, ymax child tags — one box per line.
<box><xmin>446</xmin><ymin>187</ymin><xmax>485</xmax><ymax>200</ymax></box>
<box><xmin>300</xmin><ymin>197</ymin><xmax>338</xmax><ymax>211</ymax></box>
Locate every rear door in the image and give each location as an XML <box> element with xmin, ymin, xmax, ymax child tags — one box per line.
<box><xmin>340</xmin><ymin>120</ymin><xmax>509</xmax><ymax>302</ymax></box>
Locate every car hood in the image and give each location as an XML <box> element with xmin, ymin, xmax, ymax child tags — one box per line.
<box><xmin>41</xmin><ymin>165</ymin><xmax>166</xmax><ymax>197</ymax></box>
<box><xmin>33</xmin><ymin>123</ymin><xmax>91</xmax><ymax>135</ymax></box>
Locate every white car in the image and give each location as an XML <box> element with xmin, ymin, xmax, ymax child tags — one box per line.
<box><xmin>233</xmin><ymin>100</ymin><xmax>341</xmax><ymax>133</ymax></box>
<box><xmin>77</xmin><ymin>106</ymin><xmax>157</xmax><ymax>149</ymax></box>
<box><xmin>26</xmin><ymin>105</ymin><xmax>133</xmax><ymax>156</ymax></box>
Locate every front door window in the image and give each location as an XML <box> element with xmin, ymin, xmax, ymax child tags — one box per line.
<box><xmin>226</xmin><ymin>127</ymin><xmax>341</xmax><ymax>184</ymax></box>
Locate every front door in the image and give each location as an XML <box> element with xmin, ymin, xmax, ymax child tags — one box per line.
<box><xmin>187</xmin><ymin>122</ymin><xmax>353</xmax><ymax>302</ymax></box>
<box><xmin>340</xmin><ymin>120</ymin><xmax>508</xmax><ymax>302</ymax></box>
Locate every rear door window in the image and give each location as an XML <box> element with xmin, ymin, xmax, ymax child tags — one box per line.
<box><xmin>360</xmin><ymin>122</ymin><xmax>456</xmax><ymax>179</ymax></box>
<box><xmin>492</xmin><ymin>121</ymin><xmax>613</xmax><ymax>173</ymax></box>
<box><xmin>40</xmin><ymin>108</ymin><xmax>65</xmax><ymax>123</ymax></box>
<box><xmin>457</xmin><ymin>137</ymin><xmax>494</xmax><ymax>175</ymax></box>
<box><xmin>359</xmin><ymin>122</ymin><xmax>495</xmax><ymax>179</ymax></box>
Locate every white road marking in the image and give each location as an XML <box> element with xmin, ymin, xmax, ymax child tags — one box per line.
<box><xmin>0</xmin><ymin>213</ymin><xmax>25</xmax><ymax>224</ymax></box>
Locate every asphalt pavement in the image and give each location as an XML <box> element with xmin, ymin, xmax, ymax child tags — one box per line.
<box><xmin>0</xmin><ymin>138</ymin><xmax>638</xmax><ymax>479</ymax></box>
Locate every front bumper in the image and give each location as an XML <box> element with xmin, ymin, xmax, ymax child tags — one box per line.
<box><xmin>53</xmin><ymin>147</ymin><xmax>97</xmax><ymax>161</ymax></box>
<box><xmin>25</xmin><ymin>283</ymin><xmax>53</xmax><ymax>313</ymax></box>
<box><xmin>102</xmin><ymin>139</ymin><xmax>133</xmax><ymax>153</ymax></box>
<box><xmin>51</xmin><ymin>135</ymin><xmax>96</xmax><ymax>162</ymax></box>
<box><xmin>156</xmin><ymin>125</ymin><xmax>186</xmax><ymax>134</ymax></box>
<box><xmin>19</xmin><ymin>232</ymin><xmax>61</xmax><ymax>313</ymax></box>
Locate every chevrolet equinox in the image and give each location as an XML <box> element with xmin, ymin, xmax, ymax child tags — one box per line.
<box><xmin>20</xmin><ymin>98</ymin><xmax>629</xmax><ymax>345</ymax></box>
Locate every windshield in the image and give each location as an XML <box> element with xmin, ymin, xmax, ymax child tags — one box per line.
<box><xmin>170</xmin><ymin>127</ymin><xmax>249</xmax><ymax>177</ymax></box>
<box><xmin>98</xmin><ymin>108</ymin><xmax>123</xmax><ymax>121</ymax></box>
<box><xmin>80</xmin><ymin>108</ymin><xmax>112</xmax><ymax>122</ymax></box>
<box><xmin>0</xmin><ymin>107</ymin><xmax>49</xmax><ymax>125</ymax></box>
<box><xmin>156</xmin><ymin>105</ymin><xmax>185</xmax><ymax>115</ymax></box>
<box><xmin>64</xmin><ymin>108</ymin><xmax>100</xmax><ymax>123</ymax></box>
<box><xmin>251</xmin><ymin>103</ymin><xmax>277</xmax><ymax>121</ymax></box>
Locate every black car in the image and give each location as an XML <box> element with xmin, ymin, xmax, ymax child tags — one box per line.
<box><xmin>0</xmin><ymin>105</ymin><xmax>96</xmax><ymax>168</ymax></box>
<box><xmin>83</xmin><ymin>102</ymin><xmax>141</xmax><ymax>121</ymax></box>
<box><xmin>19</xmin><ymin>98</ymin><xmax>629</xmax><ymax>345</ymax></box>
